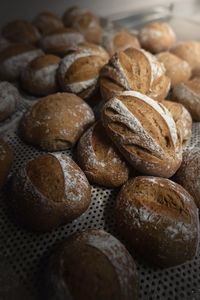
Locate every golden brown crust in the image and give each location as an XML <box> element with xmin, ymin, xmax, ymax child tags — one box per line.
<box><xmin>0</xmin><ymin>139</ymin><xmax>13</xmax><ymax>189</ymax></box>
<box><xmin>2</xmin><ymin>20</ymin><xmax>40</xmax><ymax>45</ymax></box>
<box><xmin>11</xmin><ymin>153</ymin><xmax>91</xmax><ymax>232</ymax></box>
<box><xmin>19</xmin><ymin>92</ymin><xmax>95</xmax><ymax>151</ymax></box>
<box><xmin>76</xmin><ymin>121</ymin><xmax>129</xmax><ymax>187</ymax></box>
<box><xmin>33</xmin><ymin>11</ymin><xmax>64</xmax><ymax>36</ymax></box>
<box><xmin>101</xmin><ymin>91</ymin><xmax>182</xmax><ymax>177</ymax></box>
<box><xmin>115</xmin><ymin>176</ymin><xmax>199</xmax><ymax>267</ymax></box>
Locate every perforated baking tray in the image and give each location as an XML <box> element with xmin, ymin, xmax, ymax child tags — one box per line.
<box><xmin>1</xmin><ymin>13</ymin><xmax>200</xmax><ymax>300</ymax></box>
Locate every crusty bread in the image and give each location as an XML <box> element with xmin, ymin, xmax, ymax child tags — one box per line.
<box><xmin>21</xmin><ymin>54</ymin><xmax>61</xmax><ymax>96</ymax></box>
<box><xmin>39</xmin><ymin>28</ymin><xmax>85</xmax><ymax>57</ymax></box>
<box><xmin>43</xmin><ymin>229</ymin><xmax>139</xmax><ymax>300</ymax></box>
<box><xmin>11</xmin><ymin>153</ymin><xmax>91</xmax><ymax>232</ymax></box>
<box><xmin>156</xmin><ymin>51</ymin><xmax>191</xmax><ymax>87</ymax></box>
<box><xmin>20</xmin><ymin>92</ymin><xmax>95</xmax><ymax>151</ymax></box>
<box><xmin>2</xmin><ymin>20</ymin><xmax>40</xmax><ymax>45</ymax></box>
<box><xmin>173</xmin><ymin>77</ymin><xmax>200</xmax><ymax>121</ymax></box>
<box><xmin>76</xmin><ymin>121</ymin><xmax>129</xmax><ymax>187</ymax></box>
<box><xmin>162</xmin><ymin>100</ymin><xmax>192</xmax><ymax>147</ymax></box>
<box><xmin>0</xmin><ymin>44</ymin><xmax>44</xmax><ymax>81</ymax></box>
<box><xmin>58</xmin><ymin>43</ymin><xmax>109</xmax><ymax>102</ymax></box>
<box><xmin>0</xmin><ymin>139</ymin><xmax>13</xmax><ymax>189</ymax></box>
<box><xmin>139</xmin><ymin>21</ymin><xmax>176</xmax><ymax>53</ymax></box>
<box><xmin>101</xmin><ymin>91</ymin><xmax>182</xmax><ymax>177</ymax></box>
<box><xmin>62</xmin><ymin>6</ymin><xmax>103</xmax><ymax>44</ymax></box>
<box><xmin>0</xmin><ymin>81</ymin><xmax>20</xmax><ymax>122</ymax></box>
<box><xmin>33</xmin><ymin>11</ymin><xmax>64</xmax><ymax>36</ymax></box>
<box><xmin>115</xmin><ymin>176</ymin><xmax>199</xmax><ymax>267</ymax></box>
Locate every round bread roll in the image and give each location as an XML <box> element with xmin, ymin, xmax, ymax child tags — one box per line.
<box><xmin>1</xmin><ymin>20</ymin><xmax>40</xmax><ymax>45</ymax></box>
<box><xmin>76</xmin><ymin>121</ymin><xmax>129</xmax><ymax>187</ymax></box>
<box><xmin>100</xmin><ymin>47</ymin><xmax>170</xmax><ymax>102</ymax></box>
<box><xmin>20</xmin><ymin>54</ymin><xmax>61</xmax><ymax>96</ymax></box>
<box><xmin>58</xmin><ymin>43</ymin><xmax>109</xmax><ymax>102</ymax></box>
<box><xmin>101</xmin><ymin>91</ymin><xmax>182</xmax><ymax>178</ymax></box>
<box><xmin>0</xmin><ymin>139</ymin><xmax>13</xmax><ymax>189</ymax></box>
<box><xmin>39</xmin><ymin>28</ymin><xmax>85</xmax><ymax>57</ymax></box>
<box><xmin>0</xmin><ymin>81</ymin><xmax>20</xmax><ymax>122</ymax></box>
<box><xmin>162</xmin><ymin>100</ymin><xmax>192</xmax><ymax>147</ymax></box>
<box><xmin>0</xmin><ymin>44</ymin><xmax>44</xmax><ymax>81</ymax></box>
<box><xmin>63</xmin><ymin>6</ymin><xmax>103</xmax><ymax>44</ymax></box>
<box><xmin>33</xmin><ymin>11</ymin><xmax>64</xmax><ymax>36</ymax></box>
<box><xmin>115</xmin><ymin>176</ymin><xmax>199</xmax><ymax>267</ymax></box>
<box><xmin>173</xmin><ymin>77</ymin><xmax>200</xmax><ymax>121</ymax></box>
<box><xmin>20</xmin><ymin>92</ymin><xmax>95</xmax><ymax>151</ymax></box>
<box><xmin>174</xmin><ymin>148</ymin><xmax>200</xmax><ymax>209</ymax></box>
<box><xmin>171</xmin><ymin>41</ymin><xmax>200</xmax><ymax>73</ymax></box>
<box><xmin>11</xmin><ymin>153</ymin><xmax>91</xmax><ymax>232</ymax></box>
<box><xmin>139</xmin><ymin>21</ymin><xmax>176</xmax><ymax>53</ymax></box>
<box><xmin>156</xmin><ymin>52</ymin><xmax>191</xmax><ymax>87</ymax></box>
<box><xmin>43</xmin><ymin>229</ymin><xmax>139</xmax><ymax>300</ymax></box>
<box><xmin>103</xmin><ymin>30</ymin><xmax>140</xmax><ymax>56</ymax></box>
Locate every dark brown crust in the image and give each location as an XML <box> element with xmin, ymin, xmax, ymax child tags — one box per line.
<box><xmin>0</xmin><ymin>139</ymin><xmax>13</xmax><ymax>189</ymax></box>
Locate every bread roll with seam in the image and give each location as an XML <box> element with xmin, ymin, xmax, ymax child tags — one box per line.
<box><xmin>100</xmin><ymin>47</ymin><xmax>170</xmax><ymax>102</ymax></box>
<box><xmin>58</xmin><ymin>43</ymin><xmax>109</xmax><ymax>102</ymax></box>
<box><xmin>76</xmin><ymin>121</ymin><xmax>129</xmax><ymax>187</ymax></box>
<box><xmin>0</xmin><ymin>44</ymin><xmax>44</xmax><ymax>81</ymax></box>
<box><xmin>162</xmin><ymin>100</ymin><xmax>192</xmax><ymax>147</ymax></box>
<box><xmin>115</xmin><ymin>176</ymin><xmax>199</xmax><ymax>267</ymax></box>
<box><xmin>33</xmin><ymin>11</ymin><xmax>64</xmax><ymax>36</ymax></box>
<box><xmin>43</xmin><ymin>229</ymin><xmax>139</xmax><ymax>300</ymax></box>
<box><xmin>21</xmin><ymin>54</ymin><xmax>61</xmax><ymax>96</ymax></box>
<box><xmin>173</xmin><ymin>77</ymin><xmax>200</xmax><ymax>121</ymax></box>
<box><xmin>20</xmin><ymin>93</ymin><xmax>95</xmax><ymax>151</ymax></box>
<box><xmin>102</xmin><ymin>91</ymin><xmax>182</xmax><ymax>178</ymax></box>
<box><xmin>0</xmin><ymin>139</ymin><xmax>13</xmax><ymax>190</ymax></box>
<box><xmin>0</xmin><ymin>81</ymin><xmax>20</xmax><ymax>122</ymax></box>
<box><xmin>11</xmin><ymin>153</ymin><xmax>91</xmax><ymax>232</ymax></box>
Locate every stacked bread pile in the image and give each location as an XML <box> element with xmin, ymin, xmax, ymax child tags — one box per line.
<box><xmin>1</xmin><ymin>5</ymin><xmax>200</xmax><ymax>300</ymax></box>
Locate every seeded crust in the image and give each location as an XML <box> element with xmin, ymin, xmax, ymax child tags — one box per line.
<box><xmin>19</xmin><ymin>92</ymin><xmax>95</xmax><ymax>151</ymax></box>
<box><xmin>76</xmin><ymin>121</ymin><xmax>129</xmax><ymax>187</ymax></box>
<box><xmin>0</xmin><ymin>139</ymin><xmax>13</xmax><ymax>190</ymax></box>
<box><xmin>162</xmin><ymin>100</ymin><xmax>192</xmax><ymax>147</ymax></box>
<box><xmin>156</xmin><ymin>52</ymin><xmax>191</xmax><ymax>87</ymax></box>
<box><xmin>20</xmin><ymin>54</ymin><xmax>61</xmax><ymax>96</ymax></box>
<box><xmin>115</xmin><ymin>176</ymin><xmax>199</xmax><ymax>267</ymax></box>
<box><xmin>101</xmin><ymin>91</ymin><xmax>182</xmax><ymax>177</ymax></box>
<box><xmin>43</xmin><ymin>229</ymin><xmax>139</xmax><ymax>300</ymax></box>
<box><xmin>33</xmin><ymin>11</ymin><xmax>64</xmax><ymax>36</ymax></box>
<box><xmin>2</xmin><ymin>20</ymin><xmax>40</xmax><ymax>45</ymax></box>
<box><xmin>11</xmin><ymin>153</ymin><xmax>91</xmax><ymax>232</ymax></box>
<box><xmin>173</xmin><ymin>77</ymin><xmax>200</xmax><ymax>121</ymax></box>
<box><xmin>139</xmin><ymin>21</ymin><xmax>176</xmax><ymax>53</ymax></box>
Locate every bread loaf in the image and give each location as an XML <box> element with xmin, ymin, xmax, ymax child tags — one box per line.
<box><xmin>101</xmin><ymin>91</ymin><xmax>182</xmax><ymax>177</ymax></box>
<box><xmin>58</xmin><ymin>43</ymin><xmax>109</xmax><ymax>102</ymax></box>
<box><xmin>33</xmin><ymin>11</ymin><xmax>64</xmax><ymax>36</ymax></box>
<box><xmin>76</xmin><ymin>121</ymin><xmax>129</xmax><ymax>187</ymax></box>
<box><xmin>0</xmin><ymin>139</ymin><xmax>13</xmax><ymax>189</ymax></box>
<box><xmin>11</xmin><ymin>153</ymin><xmax>91</xmax><ymax>232</ymax></box>
<box><xmin>115</xmin><ymin>176</ymin><xmax>199</xmax><ymax>267</ymax></box>
<box><xmin>0</xmin><ymin>44</ymin><xmax>44</xmax><ymax>81</ymax></box>
<box><xmin>43</xmin><ymin>229</ymin><xmax>139</xmax><ymax>300</ymax></box>
<box><xmin>20</xmin><ymin>92</ymin><xmax>95</xmax><ymax>151</ymax></box>
<box><xmin>0</xmin><ymin>81</ymin><xmax>20</xmax><ymax>122</ymax></box>
<box><xmin>173</xmin><ymin>77</ymin><xmax>200</xmax><ymax>121</ymax></box>
<box><xmin>139</xmin><ymin>21</ymin><xmax>176</xmax><ymax>53</ymax></box>
<box><xmin>20</xmin><ymin>54</ymin><xmax>61</xmax><ymax>96</ymax></box>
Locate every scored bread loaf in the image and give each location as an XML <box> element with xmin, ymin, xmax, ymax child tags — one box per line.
<box><xmin>115</xmin><ymin>176</ymin><xmax>199</xmax><ymax>267</ymax></box>
<box><xmin>0</xmin><ymin>139</ymin><xmax>13</xmax><ymax>189</ymax></box>
<box><xmin>100</xmin><ymin>47</ymin><xmax>170</xmax><ymax>102</ymax></box>
<box><xmin>11</xmin><ymin>153</ymin><xmax>91</xmax><ymax>232</ymax></box>
<box><xmin>58</xmin><ymin>43</ymin><xmax>109</xmax><ymax>102</ymax></box>
<box><xmin>101</xmin><ymin>91</ymin><xmax>182</xmax><ymax>178</ymax></box>
<box><xmin>43</xmin><ymin>229</ymin><xmax>139</xmax><ymax>300</ymax></box>
<box><xmin>162</xmin><ymin>100</ymin><xmax>192</xmax><ymax>147</ymax></box>
<box><xmin>0</xmin><ymin>81</ymin><xmax>20</xmax><ymax>122</ymax></box>
<box><xmin>19</xmin><ymin>92</ymin><xmax>95</xmax><ymax>151</ymax></box>
<box><xmin>173</xmin><ymin>77</ymin><xmax>200</xmax><ymax>121</ymax></box>
<box><xmin>33</xmin><ymin>11</ymin><xmax>64</xmax><ymax>36</ymax></box>
<box><xmin>76</xmin><ymin>121</ymin><xmax>129</xmax><ymax>187</ymax></box>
